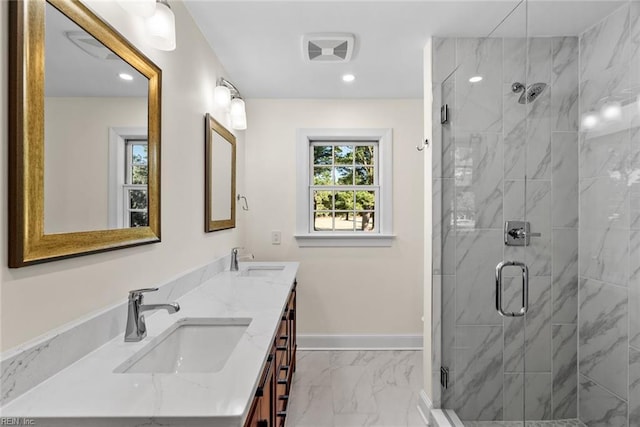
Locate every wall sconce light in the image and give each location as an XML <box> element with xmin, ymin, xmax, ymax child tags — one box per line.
<box><xmin>230</xmin><ymin>98</ymin><xmax>247</xmax><ymax>130</ymax></box>
<box><xmin>146</xmin><ymin>0</ymin><xmax>176</xmax><ymax>51</ymax></box>
<box><xmin>214</xmin><ymin>85</ymin><xmax>231</xmax><ymax>109</ymax></box>
<box><xmin>215</xmin><ymin>78</ymin><xmax>247</xmax><ymax>130</ymax></box>
<box><xmin>117</xmin><ymin>0</ymin><xmax>156</xmax><ymax>18</ymax></box>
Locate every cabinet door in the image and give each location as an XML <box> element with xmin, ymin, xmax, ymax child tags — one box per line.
<box><xmin>245</xmin><ymin>354</ymin><xmax>274</xmax><ymax>427</ymax></box>
<box><xmin>288</xmin><ymin>282</ymin><xmax>297</xmax><ymax>375</ymax></box>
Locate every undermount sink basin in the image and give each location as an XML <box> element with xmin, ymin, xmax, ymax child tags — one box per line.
<box><xmin>239</xmin><ymin>265</ymin><xmax>285</xmax><ymax>278</ymax></box>
<box><xmin>115</xmin><ymin>317</ymin><xmax>251</xmax><ymax>374</ymax></box>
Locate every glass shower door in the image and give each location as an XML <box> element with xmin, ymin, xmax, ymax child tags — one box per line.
<box><xmin>433</xmin><ymin>0</ymin><xmax>534</xmax><ymax>423</ymax></box>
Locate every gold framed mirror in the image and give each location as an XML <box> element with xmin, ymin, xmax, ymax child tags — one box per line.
<box><xmin>8</xmin><ymin>0</ymin><xmax>162</xmax><ymax>267</ymax></box>
<box><xmin>205</xmin><ymin>114</ymin><xmax>236</xmax><ymax>232</ymax></box>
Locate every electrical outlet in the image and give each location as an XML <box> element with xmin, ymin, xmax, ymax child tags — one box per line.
<box><xmin>271</xmin><ymin>231</ymin><xmax>281</xmax><ymax>245</ymax></box>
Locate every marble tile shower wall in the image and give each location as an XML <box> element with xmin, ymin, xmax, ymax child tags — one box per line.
<box><xmin>432</xmin><ymin>35</ymin><xmax>579</xmax><ymax>421</ymax></box>
<box><xmin>577</xmin><ymin>3</ymin><xmax>640</xmax><ymax>426</ymax></box>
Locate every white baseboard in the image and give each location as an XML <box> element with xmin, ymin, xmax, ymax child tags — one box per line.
<box><xmin>297</xmin><ymin>334</ymin><xmax>423</xmax><ymax>350</ymax></box>
<box><xmin>417</xmin><ymin>389</ymin><xmax>433</xmax><ymax>426</ymax></box>
<box><xmin>429</xmin><ymin>409</ymin><xmax>464</xmax><ymax>427</ymax></box>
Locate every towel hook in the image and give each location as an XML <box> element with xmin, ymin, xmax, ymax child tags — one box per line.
<box><xmin>237</xmin><ymin>195</ymin><xmax>249</xmax><ymax>211</ymax></box>
<box><xmin>417</xmin><ymin>139</ymin><xmax>429</xmax><ymax>151</ymax></box>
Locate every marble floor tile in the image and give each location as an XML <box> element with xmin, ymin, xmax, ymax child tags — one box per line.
<box><xmin>286</xmin><ymin>350</ymin><xmax>424</xmax><ymax>427</ymax></box>
<box><xmin>331</xmin><ymin>365</ymin><xmax>379</xmax><ymax>414</ymax></box>
<box><xmin>287</xmin><ymin>385</ymin><xmax>335</xmax><ymax>427</ymax></box>
<box><xmin>464</xmin><ymin>421</ymin><xmax>585</xmax><ymax>427</ymax></box>
<box><xmin>292</xmin><ymin>351</ymin><xmax>332</xmax><ymax>388</ymax></box>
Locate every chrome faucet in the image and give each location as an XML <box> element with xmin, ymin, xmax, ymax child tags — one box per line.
<box><xmin>124</xmin><ymin>288</ymin><xmax>180</xmax><ymax>342</ymax></box>
<box><xmin>230</xmin><ymin>247</ymin><xmax>242</xmax><ymax>272</ymax></box>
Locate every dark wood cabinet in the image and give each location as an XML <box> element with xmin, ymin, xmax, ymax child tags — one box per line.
<box><xmin>245</xmin><ymin>353</ymin><xmax>275</xmax><ymax>427</ymax></box>
<box><xmin>245</xmin><ymin>280</ymin><xmax>297</xmax><ymax>427</ymax></box>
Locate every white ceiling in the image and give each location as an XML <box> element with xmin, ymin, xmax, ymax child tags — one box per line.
<box><xmin>46</xmin><ymin>1</ymin><xmax>148</xmax><ymax>97</ymax></box>
<box><xmin>183</xmin><ymin>0</ymin><xmax>625</xmax><ymax>99</ymax></box>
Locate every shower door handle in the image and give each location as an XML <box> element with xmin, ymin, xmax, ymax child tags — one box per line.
<box><xmin>495</xmin><ymin>261</ymin><xmax>528</xmax><ymax>317</ymax></box>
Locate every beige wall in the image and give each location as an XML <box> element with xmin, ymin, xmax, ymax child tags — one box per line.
<box><xmin>44</xmin><ymin>97</ymin><xmax>147</xmax><ymax>233</ymax></box>
<box><xmin>0</xmin><ymin>1</ymin><xmax>245</xmax><ymax>351</ymax></box>
<box><xmin>244</xmin><ymin>99</ymin><xmax>424</xmax><ymax>337</ymax></box>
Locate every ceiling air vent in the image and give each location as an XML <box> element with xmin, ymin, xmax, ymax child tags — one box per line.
<box><xmin>66</xmin><ymin>31</ymin><xmax>119</xmax><ymax>60</ymax></box>
<box><xmin>303</xmin><ymin>33</ymin><xmax>355</xmax><ymax>63</ymax></box>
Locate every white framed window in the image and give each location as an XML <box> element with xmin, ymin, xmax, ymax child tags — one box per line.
<box><xmin>108</xmin><ymin>127</ymin><xmax>148</xmax><ymax>228</ymax></box>
<box><xmin>295</xmin><ymin>128</ymin><xmax>394</xmax><ymax>247</ymax></box>
<box><xmin>123</xmin><ymin>140</ymin><xmax>149</xmax><ymax>227</ymax></box>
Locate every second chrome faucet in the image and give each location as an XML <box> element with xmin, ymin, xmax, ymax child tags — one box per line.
<box><xmin>125</xmin><ymin>288</ymin><xmax>180</xmax><ymax>342</ymax></box>
<box><xmin>230</xmin><ymin>247</ymin><xmax>254</xmax><ymax>272</ymax></box>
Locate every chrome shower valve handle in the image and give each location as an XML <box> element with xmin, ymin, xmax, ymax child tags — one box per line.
<box><xmin>504</xmin><ymin>221</ymin><xmax>541</xmax><ymax>246</ymax></box>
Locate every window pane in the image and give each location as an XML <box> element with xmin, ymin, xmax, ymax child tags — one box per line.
<box><xmin>313</xmin><ymin>167</ymin><xmax>333</xmax><ymax>185</ymax></box>
<box><xmin>334</xmin><ymin>145</ymin><xmax>354</xmax><ymax>165</ymax></box>
<box><xmin>456</xmin><ymin>191</ymin><xmax>476</xmax><ymax>229</ymax></box>
<box><xmin>132</xmin><ymin>165</ymin><xmax>148</xmax><ymax>184</ymax></box>
<box><xmin>335</xmin><ymin>191</ymin><xmax>354</xmax><ymax>211</ymax></box>
<box><xmin>313</xmin><ymin>190</ymin><xmax>333</xmax><ymax>211</ymax></box>
<box><xmin>335</xmin><ymin>166</ymin><xmax>353</xmax><ymax>185</ymax></box>
<box><xmin>313</xmin><ymin>146</ymin><xmax>332</xmax><ymax>165</ymax></box>
<box><xmin>334</xmin><ymin>212</ymin><xmax>355</xmax><ymax>231</ymax></box>
<box><xmin>130</xmin><ymin>212</ymin><xmax>148</xmax><ymax>227</ymax></box>
<box><xmin>129</xmin><ymin>189</ymin><xmax>148</xmax><ymax>209</ymax></box>
<box><xmin>355</xmin><ymin>212</ymin><xmax>375</xmax><ymax>231</ymax></box>
<box><xmin>355</xmin><ymin>167</ymin><xmax>374</xmax><ymax>185</ymax></box>
<box><xmin>314</xmin><ymin>212</ymin><xmax>333</xmax><ymax>231</ymax></box>
<box><xmin>355</xmin><ymin>145</ymin><xmax>374</xmax><ymax>165</ymax></box>
<box><xmin>132</xmin><ymin>144</ymin><xmax>148</xmax><ymax>165</ymax></box>
<box><xmin>355</xmin><ymin>191</ymin><xmax>375</xmax><ymax>210</ymax></box>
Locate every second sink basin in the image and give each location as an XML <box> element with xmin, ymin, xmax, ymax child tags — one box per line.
<box><xmin>115</xmin><ymin>317</ymin><xmax>251</xmax><ymax>374</ymax></box>
<box><xmin>239</xmin><ymin>265</ymin><xmax>285</xmax><ymax>278</ymax></box>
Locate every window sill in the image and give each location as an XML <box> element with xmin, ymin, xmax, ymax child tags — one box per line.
<box><xmin>294</xmin><ymin>233</ymin><xmax>396</xmax><ymax>247</ymax></box>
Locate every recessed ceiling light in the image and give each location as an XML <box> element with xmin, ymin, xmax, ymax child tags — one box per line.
<box><xmin>601</xmin><ymin>101</ymin><xmax>622</xmax><ymax>121</ymax></box>
<box><xmin>342</xmin><ymin>74</ymin><xmax>355</xmax><ymax>83</ymax></box>
<box><xmin>469</xmin><ymin>76</ymin><xmax>483</xmax><ymax>83</ymax></box>
<box><xmin>119</xmin><ymin>73</ymin><xmax>134</xmax><ymax>81</ymax></box>
<box><xmin>581</xmin><ymin>111</ymin><xmax>599</xmax><ymax>129</ymax></box>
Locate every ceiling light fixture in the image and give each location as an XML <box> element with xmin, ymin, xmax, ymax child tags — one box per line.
<box><xmin>119</xmin><ymin>73</ymin><xmax>134</xmax><ymax>81</ymax></box>
<box><xmin>469</xmin><ymin>76</ymin><xmax>483</xmax><ymax>83</ymax></box>
<box><xmin>215</xmin><ymin>77</ymin><xmax>247</xmax><ymax>130</ymax></box>
<box><xmin>117</xmin><ymin>0</ymin><xmax>156</xmax><ymax>18</ymax></box>
<box><xmin>342</xmin><ymin>74</ymin><xmax>355</xmax><ymax>83</ymax></box>
<box><xmin>145</xmin><ymin>0</ymin><xmax>176</xmax><ymax>51</ymax></box>
<box><xmin>581</xmin><ymin>111</ymin><xmax>600</xmax><ymax>130</ymax></box>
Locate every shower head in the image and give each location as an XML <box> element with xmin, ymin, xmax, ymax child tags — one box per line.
<box><xmin>511</xmin><ymin>82</ymin><xmax>547</xmax><ymax>104</ymax></box>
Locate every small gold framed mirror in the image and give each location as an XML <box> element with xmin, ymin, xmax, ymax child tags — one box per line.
<box><xmin>205</xmin><ymin>114</ymin><xmax>236</xmax><ymax>232</ymax></box>
<box><xmin>8</xmin><ymin>0</ymin><xmax>162</xmax><ymax>267</ymax></box>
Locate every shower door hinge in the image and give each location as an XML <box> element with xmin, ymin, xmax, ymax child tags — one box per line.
<box><xmin>440</xmin><ymin>104</ymin><xmax>449</xmax><ymax>124</ymax></box>
<box><xmin>440</xmin><ymin>366</ymin><xmax>449</xmax><ymax>389</ymax></box>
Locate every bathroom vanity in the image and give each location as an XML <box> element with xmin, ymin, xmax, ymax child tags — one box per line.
<box><xmin>0</xmin><ymin>262</ymin><xmax>299</xmax><ymax>427</ymax></box>
<box><xmin>244</xmin><ymin>279</ymin><xmax>296</xmax><ymax>427</ymax></box>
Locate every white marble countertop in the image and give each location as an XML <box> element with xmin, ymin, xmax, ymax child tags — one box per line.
<box><xmin>0</xmin><ymin>262</ymin><xmax>299</xmax><ymax>426</ymax></box>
